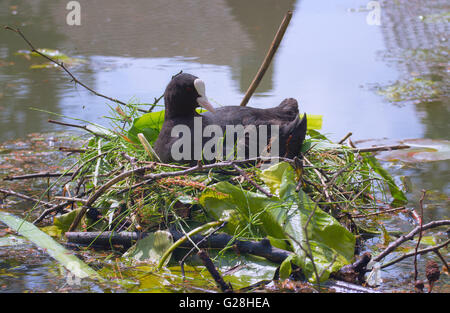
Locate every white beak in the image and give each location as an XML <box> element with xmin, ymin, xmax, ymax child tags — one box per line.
<box><xmin>194</xmin><ymin>78</ymin><xmax>215</xmax><ymax>113</ymax></box>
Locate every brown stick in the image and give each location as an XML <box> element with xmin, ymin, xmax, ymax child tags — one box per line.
<box><xmin>54</xmin><ymin>196</ymin><xmax>88</xmax><ymax>204</ymax></box>
<box><xmin>351</xmin><ymin>207</ymin><xmax>407</xmax><ymax>218</ymax></box>
<box><xmin>3</xmin><ymin>172</ymin><xmax>73</xmax><ymax>181</ymax></box>
<box><xmin>240</xmin><ymin>11</ymin><xmax>293</xmax><ymax>107</ymax></box>
<box><xmin>58</xmin><ymin>147</ymin><xmax>88</xmax><ymax>153</ymax></box>
<box><xmin>414</xmin><ymin>190</ymin><xmax>426</xmax><ymax>284</ymax></box>
<box><xmin>380</xmin><ymin>239</ymin><xmax>449</xmax><ymax>270</ymax></box>
<box><xmin>233</xmin><ymin>164</ymin><xmax>273</xmax><ymax>197</ymax></box>
<box><xmin>198</xmin><ymin>250</ymin><xmax>233</xmax><ymax>292</ymax></box>
<box><xmin>373</xmin><ymin>219</ymin><xmax>450</xmax><ymax>262</ymax></box>
<box><xmin>338</xmin><ymin>132</ymin><xmax>353</xmax><ymax>145</ymax></box>
<box><xmin>344</xmin><ymin>144</ymin><xmax>410</xmax><ymax>153</ymax></box>
<box><xmin>433</xmin><ymin>250</ymin><xmax>449</xmax><ymax>273</ymax></box>
<box><xmin>4</xmin><ymin>26</ymin><xmax>149</xmax><ymax>113</ymax></box>
<box><xmin>0</xmin><ymin>188</ymin><xmax>53</xmax><ymax>208</ymax></box>
<box><xmin>68</xmin><ymin>165</ymin><xmax>153</xmax><ymax>231</ymax></box>
<box><xmin>48</xmin><ymin>120</ymin><xmax>110</xmax><ymax>139</ymax></box>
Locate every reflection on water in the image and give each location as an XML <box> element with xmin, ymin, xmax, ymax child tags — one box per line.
<box><xmin>378</xmin><ymin>0</ymin><xmax>449</xmax><ymax>201</ymax></box>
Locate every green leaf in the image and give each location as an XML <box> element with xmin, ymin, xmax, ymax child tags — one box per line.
<box><xmin>40</xmin><ymin>225</ymin><xmax>63</xmax><ymax>238</ymax></box>
<box><xmin>16</xmin><ymin>48</ymin><xmax>87</xmax><ymax>69</ymax></box>
<box><xmin>279</xmin><ymin>255</ymin><xmax>294</xmax><ymax>280</ymax></box>
<box><xmin>304</xmin><ymin>114</ymin><xmax>323</xmax><ymax>130</ymax></box>
<box><xmin>124</xmin><ymin>230</ymin><xmax>173</xmax><ymax>265</ymax></box>
<box><xmin>53</xmin><ymin>208</ymin><xmax>82</xmax><ymax>232</ymax></box>
<box><xmin>127</xmin><ymin>110</ymin><xmax>166</xmax><ymax>144</ymax></box>
<box><xmin>0</xmin><ymin>212</ymin><xmax>101</xmax><ymax>280</ymax></box>
<box><xmin>199</xmin><ymin>182</ymin><xmax>287</xmax><ymax>242</ymax></box>
<box><xmin>199</xmin><ymin>162</ymin><xmax>356</xmax><ymax>282</ymax></box>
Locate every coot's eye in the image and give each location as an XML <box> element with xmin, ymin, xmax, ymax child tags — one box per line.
<box><xmin>186</xmin><ymin>87</ymin><xmax>192</xmax><ymax>92</ymax></box>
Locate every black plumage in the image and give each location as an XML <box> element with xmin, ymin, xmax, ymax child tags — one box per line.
<box><xmin>154</xmin><ymin>73</ymin><xmax>307</xmax><ymax>163</ymax></box>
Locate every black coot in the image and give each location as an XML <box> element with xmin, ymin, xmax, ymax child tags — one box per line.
<box><xmin>154</xmin><ymin>73</ymin><xmax>307</xmax><ymax>163</ymax></box>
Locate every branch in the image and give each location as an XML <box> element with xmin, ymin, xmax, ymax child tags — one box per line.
<box><xmin>3</xmin><ymin>172</ymin><xmax>73</xmax><ymax>181</ymax></box>
<box><xmin>240</xmin><ymin>11</ymin><xmax>292</xmax><ymax>106</ymax></box>
<box><xmin>373</xmin><ymin>219</ymin><xmax>450</xmax><ymax>262</ymax></box>
<box><xmin>380</xmin><ymin>239</ymin><xmax>449</xmax><ymax>270</ymax></box>
<box><xmin>198</xmin><ymin>249</ymin><xmax>233</xmax><ymax>292</ymax></box>
<box><xmin>233</xmin><ymin>164</ymin><xmax>273</xmax><ymax>197</ymax></box>
<box><xmin>0</xmin><ymin>188</ymin><xmax>53</xmax><ymax>208</ymax></box>
<box><xmin>414</xmin><ymin>190</ymin><xmax>426</xmax><ymax>283</ymax></box>
<box><xmin>48</xmin><ymin>120</ymin><xmax>110</xmax><ymax>139</ymax></box>
<box><xmin>338</xmin><ymin>144</ymin><xmax>411</xmax><ymax>154</ymax></box>
<box><xmin>4</xmin><ymin>26</ymin><xmax>144</xmax><ymax>112</ymax></box>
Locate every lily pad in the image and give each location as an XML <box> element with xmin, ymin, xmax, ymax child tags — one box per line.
<box><xmin>15</xmin><ymin>48</ymin><xmax>87</xmax><ymax>69</ymax></box>
<box><xmin>124</xmin><ymin>230</ymin><xmax>173</xmax><ymax>265</ymax></box>
<box><xmin>377</xmin><ymin>139</ymin><xmax>450</xmax><ymax>163</ymax></box>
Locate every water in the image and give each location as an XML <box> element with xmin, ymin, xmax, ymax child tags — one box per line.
<box><xmin>0</xmin><ymin>0</ymin><xmax>448</xmax><ymax>292</ymax></box>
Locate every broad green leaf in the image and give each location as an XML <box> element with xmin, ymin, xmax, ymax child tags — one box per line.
<box><xmin>279</xmin><ymin>254</ymin><xmax>294</xmax><ymax>280</ymax></box>
<box><xmin>127</xmin><ymin>110</ymin><xmax>165</xmax><ymax>144</ymax></box>
<box><xmin>199</xmin><ymin>162</ymin><xmax>356</xmax><ymax>282</ymax></box>
<box><xmin>217</xmin><ymin>252</ymin><xmax>278</xmax><ymax>289</ymax></box>
<box><xmin>124</xmin><ymin>230</ymin><xmax>173</xmax><ymax>265</ymax></box>
<box><xmin>305</xmin><ymin>114</ymin><xmax>323</xmax><ymax>130</ymax></box>
<box><xmin>54</xmin><ymin>208</ymin><xmax>82</xmax><ymax>232</ymax></box>
<box><xmin>259</xmin><ymin>161</ymin><xmax>292</xmax><ymax>195</ymax></box>
<box><xmin>0</xmin><ymin>212</ymin><xmax>100</xmax><ymax>280</ymax></box>
<box><xmin>199</xmin><ymin>182</ymin><xmax>287</xmax><ymax>241</ymax></box>
<box><xmin>40</xmin><ymin>225</ymin><xmax>63</xmax><ymax>238</ymax></box>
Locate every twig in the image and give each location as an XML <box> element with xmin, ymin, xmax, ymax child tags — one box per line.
<box><xmin>68</xmin><ymin>165</ymin><xmax>153</xmax><ymax>231</ymax></box>
<box><xmin>70</xmin><ymin>150</ymin><xmax>113</xmax><ymax>181</ymax></box>
<box><xmin>338</xmin><ymin>132</ymin><xmax>353</xmax><ymax>144</ymax></box>
<box><xmin>240</xmin><ymin>11</ymin><xmax>293</xmax><ymax>107</ymax></box>
<box><xmin>433</xmin><ymin>250</ymin><xmax>449</xmax><ymax>273</ymax></box>
<box><xmin>54</xmin><ymin>196</ymin><xmax>88</xmax><ymax>204</ymax></box>
<box><xmin>303</xmin><ymin>156</ymin><xmax>332</xmax><ymax>206</ymax></box>
<box><xmin>0</xmin><ymin>188</ymin><xmax>53</xmax><ymax>208</ymax></box>
<box><xmin>380</xmin><ymin>239</ymin><xmax>449</xmax><ymax>270</ymax></box>
<box><xmin>69</xmin><ymin>157</ymin><xmax>290</xmax><ymax>231</ymax></box>
<box><xmin>148</xmin><ymin>94</ymin><xmax>164</xmax><ymax>113</ymax></box>
<box><xmin>414</xmin><ymin>190</ymin><xmax>426</xmax><ymax>284</ymax></box>
<box><xmin>198</xmin><ymin>249</ymin><xmax>233</xmax><ymax>292</ymax></box>
<box><xmin>180</xmin><ymin>222</ymin><xmax>226</xmax><ymax>280</ymax></box>
<box><xmin>3</xmin><ymin>172</ymin><xmax>74</xmax><ymax>181</ymax></box>
<box><xmin>122</xmin><ymin>157</ymin><xmax>293</xmax><ymax>193</ymax></box>
<box><xmin>373</xmin><ymin>219</ymin><xmax>450</xmax><ymax>262</ymax></box>
<box><xmin>351</xmin><ymin>207</ymin><xmax>407</xmax><ymax>218</ymax></box>
<box><xmin>337</xmin><ymin>145</ymin><xmax>411</xmax><ymax>154</ymax></box>
<box><xmin>3</xmin><ymin>26</ymin><xmax>144</xmax><ymax>110</ymax></box>
<box><xmin>48</xmin><ymin>120</ymin><xmax>110</xmax><ymax>139</ymax></box>
<box><xmin>233</xmin><ymin>164</ymin><xmax>273</xmax><ymax>197</ymax></box>
<box><xmin>58</xmin><ymin>147</ymin><xmax>87</xmax><ymax>153</ymax></box>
